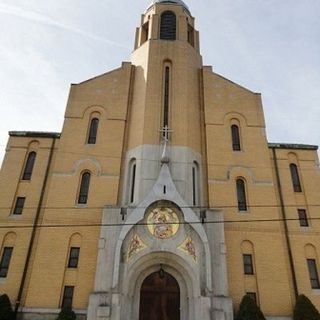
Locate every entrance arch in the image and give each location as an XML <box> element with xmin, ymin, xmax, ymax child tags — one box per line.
<box><xmin>139</xmin><ymin>270</ymin><xmax>180</xmax><ymax>320</ymax></box>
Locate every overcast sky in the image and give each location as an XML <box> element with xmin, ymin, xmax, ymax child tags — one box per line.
<box><xmin>0</xmin><ymin>0</ymin><xmax>319</xmax><ymax>166</ymax></box>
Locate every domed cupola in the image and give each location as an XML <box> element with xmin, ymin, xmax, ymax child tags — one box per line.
<box><xmin>147</xmin><ymin>0</ymin><xmax>191</xmax><ymax>15</ymax></box>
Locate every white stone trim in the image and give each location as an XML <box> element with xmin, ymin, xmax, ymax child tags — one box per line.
<box><xmin>21</xmin><ymin>307</ymin><xmax>87</xmax><ymax>315</ymax></box>
<box><xmin>112</xmin><ymin>163</ymin><xmax>212</xmax><ymax>291</ymax></box>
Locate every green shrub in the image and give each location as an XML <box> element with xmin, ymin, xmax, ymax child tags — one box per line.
<box><xmin>236</xmin><ymin>294</ymin><xmax>266</xmax><ymax>320</ymax></box>
<box><xmin>56</xmin><ymin>307</ymin><xmax>76</xmax><ymax>320</ymax></box>
<box><xmin>0</xmin><ymin>294</ymin><xmax>14</xmax><ymax>320</ymax></box>
<box><xmin>294</xmin><ymin>294</ymin><xmax>320</xmax><ymax>320</ymax></box>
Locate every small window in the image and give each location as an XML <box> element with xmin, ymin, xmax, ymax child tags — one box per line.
<box><xmin>187</xmin><ymin>24</ymin><xmax>194</xmax><ymax>47</ymax></box>
<box><xmin>68</xmin><ymin>247</ymin><xmax>80</xmax><ymax>268</ymax></box>
<box><xmin>231</xmin><ymin>125</ymin><xmax>241</xmax><ymax>151</ymax></box>
<box><xmin>298</xmin><ymin>209</ymin><xmax>308</xmax><ymax>227</ymax></box>
<box><xmin>290</xmin><ymin>163</ymin><xmax>302</xmax><ymax>192</ymax></box>
<box><xmin>141</xmin><ymin>21</ymin><xmax>149</xmax><ymax>45</ymax></box>
<box><xmin>307</xmin><ymin>259</ymin><xmax>320</xmax><ymax>289</ymax></box>
<box><xmin>243</xmin><ymin>254</ymin><xmax>254</xmax><ymax>275</ymax></box>
<box><xmin>13</xmin><ymin>197</ymin><xmax>26</xmax><ymax>215</ymax></box>
<box><xmin>0</xmin><ymin>247</ymin><xmax>13</xmax><ymax>278</ymax></box>
<box><xmin>61</xmin><ymin>286</ymin><xmax>74</xmax><ymax>308</ymax></box>
<box><xmin>87</xmin><ymin>118</ymin><xmax>99</xmax><ymax>144</ymax></box>
<box><xmin>236</xmin><ymin>179</ymin><xmax>247</xmax><ymax>211</ymax></box>
<box><xmin>160</xmin><ymin>11</ymin><xmax>176</xmax><ymax>40</ymax></box>
<box><xmin>22</xmin><ymin>152</ymin><xmax>36</xmax><ymax>180</ymax></box>
<box><xmin>78</xmin><ymin>172</ymin><xmax>91</xmax><ymax>204</ymax></box>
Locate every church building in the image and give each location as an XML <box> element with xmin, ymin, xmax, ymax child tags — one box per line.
<box><xmin>0</xmin><ymin>1</ymin><xmax>319</xmax><ymax>319</ymax></box>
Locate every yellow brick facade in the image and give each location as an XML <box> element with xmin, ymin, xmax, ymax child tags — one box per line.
<box><xmin>0</xmin><ymin>1</ymin><xmax>319</xmax><ymax>319</ymax></box>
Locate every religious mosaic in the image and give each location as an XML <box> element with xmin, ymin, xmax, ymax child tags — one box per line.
<box><xmin>178</xmin><ymin>237</ymin><xmax>197</xmax><ymax>262</ymax></box>
<box><xmin>147</xmin><ymin>207</ymin><xmax>179</xmax><ymax>239</ymax></box>
<box><xmin>127</xmin><ymin>234</ymin><xmax>146</xmax><ymax>260</ymax></box>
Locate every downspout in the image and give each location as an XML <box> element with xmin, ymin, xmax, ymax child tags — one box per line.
<box><xmin>14</xmin><ymin>137</ymin><xmax>56</xmax><ymax>318</ymax></box>
<box><xmin>199</xmin><ymin>68</ymin><xmax>209</xmax><ymax>209</ymax></box>
<box><xmin>272</xmin><ymin>147</ymin><xmax>298</xmax><ymax>299</ymax></box>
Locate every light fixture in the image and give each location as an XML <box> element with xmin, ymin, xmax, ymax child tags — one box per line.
<box><xmin>159</xmin><ymin>264</ymin><xmax>165</xmax><ymax>279</ymax></box>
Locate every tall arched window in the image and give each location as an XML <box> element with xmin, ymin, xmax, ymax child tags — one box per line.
<box><xmin>236</xmin><ymin>178</ymin><xmax>247</xmax><ymax>211</ymax></box>
<box><xmin>231</xmin><ymin>125</ymin><xmax>241</xmax><ymax>151</ymax></box>
<box><xmin>128</xmin><ymin>160</ymin><xmax>136</xmax><ymax>204</ymax></box>
<box><xmin>160</xmin><ymin>11</ymin><xmax>176</xmax><ymax>40</ymax></box>
<box><xmin>87</xmin><ymin>118</ymin><xmax>99</xmax><ymax>144</ymax></box>
<box><xmin>290</xmin><ymin>163</ymin><xmax>302</xmax><ymax>192</ymax></box>
<box><xmin>163</xmin><ymin>66</ymin><xmax>170</xmax><ymax>130</ymax></box>
<box><xmin>192</xmin><ymin>161</ymin><xmax>200</xmax><ymax>206</ymax></box>
<box><xmin>22</xmin><ymin>152</ymin><xmax>36</xmax><ymax>180</ymax></box>
<box><xmin>78</xmin><ymin>172</ymin><xmax>91</xmax><ymax>204</ymax></box>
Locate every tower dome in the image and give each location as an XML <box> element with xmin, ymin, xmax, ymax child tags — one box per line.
<box><xmin>147</xmin><ymin>0</ymin><xmax>191</xmax><ymax>14</ymax></box>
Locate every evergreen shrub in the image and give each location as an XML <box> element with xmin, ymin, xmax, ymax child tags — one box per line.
<box><xmin>0</xmin><ymin>294</ymin><xmax>14</xmax><ymax>320</ymax></box>
<box><xmin>293</xmin><ymin>294</ymin><xmax>320</xmax><ymax>320</ymax></box>
<box><xmin>236</xmin><ymin>294</ymin><xmax>266</xmax><ymax>320</ymax></box>
<box><xmin>56</xmin><ymin>307</ymin><xmax>76</xmax><ymax>320</ymax></box>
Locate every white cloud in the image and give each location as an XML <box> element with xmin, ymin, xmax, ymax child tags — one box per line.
<box><xmin>0</xmin><ymin>3</ymin><xmax>130</xmax><ymax>49</ymax></box>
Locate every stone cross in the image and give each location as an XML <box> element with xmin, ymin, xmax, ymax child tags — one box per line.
<box><xmin>159</xmin><ymin>125</ymin><xmax>173</xmax><ymax>142</ymax></box>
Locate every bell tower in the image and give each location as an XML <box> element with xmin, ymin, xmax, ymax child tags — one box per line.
<box><xmin>123</xmin><ymin>0</ymin><xmax>206</xmax><ymax>208</ymax></box>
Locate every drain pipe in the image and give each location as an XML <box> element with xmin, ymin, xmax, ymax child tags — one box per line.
<box><xmin>272</xmin><ymin>147</ymin><xmax>298</xmax><ymax>299</ymax></box>
<box><xmin>14</xmin><ymin>137</ymin><xmax>56</xmax><ymax>318</ymax></box>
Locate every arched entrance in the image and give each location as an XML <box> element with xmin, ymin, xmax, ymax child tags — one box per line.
<box><xmin>139</xmin><ymin>270</ymin><xmax>180</xmax><ymax>320</ymax></box>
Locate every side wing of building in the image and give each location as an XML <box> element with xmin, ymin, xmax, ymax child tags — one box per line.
<box><xmin>0</xmin><ymin>62</ymin><xmax>134</xmax><ymax>317</ymax></box>
<box><xmin>202</xmin><ymin>66</ymin><xmax>320</xmax><ymax>315</ymax></box>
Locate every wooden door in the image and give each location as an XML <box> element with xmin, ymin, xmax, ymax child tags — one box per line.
<box><xmin>139</xmin><ymin>271</ymin><xmax>180</xmax><ymax>320</ymax></box>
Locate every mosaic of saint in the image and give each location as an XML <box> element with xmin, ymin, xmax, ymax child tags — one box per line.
<box><xmin>127</xmin><ymin>234</ymin><xmax>146</xmax><ymax>260</ymax></box>
<box><xmin>147</xmin><ymin>207</ymin><xmax>179</xmax><ymax>239</ymax></box>
<box><xmin>178</xmin><ymin>237</ymin><xmax>197</xmax><ymax>261</ymax></box>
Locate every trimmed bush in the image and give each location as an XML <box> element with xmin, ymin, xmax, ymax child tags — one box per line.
<box><xmin>0</xmin><ymin>294</ymin><xmax>14</xmax><ymax>320</ymax></box>
<box><xmin>294</xmin><ymin>294</ymin><xmax>320</xmax><ymax>320</ymax></box>
<box><xmin>56</xmin><ymin>307</ymin><xmax>76</xmax><ymax>320</ymax></box>
<box><xmin>236</xmin><ymin>294</ymin><xmax>266</xmax><ymax>320</ymax></box>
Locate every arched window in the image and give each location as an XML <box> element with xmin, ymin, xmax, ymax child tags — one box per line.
<box><xmin>163</xmin><ymin>66</ymin><xmax>170</xmax><ymax>130</ymax></box>
<box><xmin>129</xmin><ymin>160</ymin><xmax>137</xmax><ymax>204</ymax></box>
<box><xmin>290</xmin><ymin>163</ymin><xmax>302</xmax><ymax>192</ymax></box>
<box><xmin>22</xmin><ymin>152</ymin><xmax>36</xmax><ymax>180</ymax></box>
<box><xmin>231</xmin><ymin>125</ymin><xmax>241</xmax><ymax>151</ymax></box>
<box><xmin>87</xmin><ymin>118</ymin><xmax>99</xmax><ymax>144</ymax></box>
<box><xmin>160</xmin><ymin>11</ymin><xmax>176</xmax><ymax>40</ymax></box>
<box><xmin>0</xmin><ymin>233</ymin><xmax>16</xmax><ymax>278</ymax></box>
<box><xmin>192</xmin><ymin>161</ymin><xmax>200</xmax><ymax>206</ymax></box>
<box><xmin>78</xmin><ymin>172</ymin><xmax>91</xmax><ymax>204</ymax></box>
<box><xmin>236</xmin><ymin>178</ymin><xmax>247</xmax><ymax>211</ymax></box>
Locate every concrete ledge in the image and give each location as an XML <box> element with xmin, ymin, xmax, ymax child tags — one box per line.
<box><xmin>268</xmin><ymin>142</ymin><xmax>318</xmax><ymax>150</ymax></box>
<box><xmin>9</xmin><ymin>131</ymin><xmax>61</xmax><ymax>138</ymax></box>
<box><xmin>266</xmin><ymin>317</ymin><xmax>292</xmax><ymax>320</ymax></box>
<box><xmin>20</xmin><ymin>308</ymin><xmax>87</xmax><ymax>320</ymax></box>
